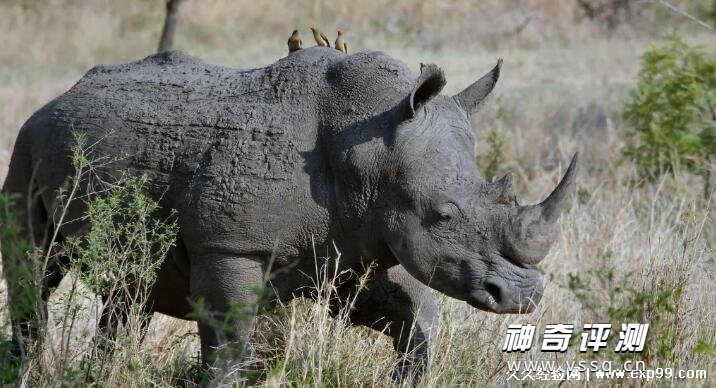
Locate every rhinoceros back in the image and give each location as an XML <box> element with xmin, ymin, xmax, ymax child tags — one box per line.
<box><xmin>24</xmin><ymin>50</ymin><xmax>343</xmax><ymax>211</ymax></box>
<box><xmin>17</xmin><ymin>48</ymin><xmax>419</xmax><ymax>250</ymax></box>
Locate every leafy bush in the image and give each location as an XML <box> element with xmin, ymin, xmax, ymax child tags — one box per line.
<box><xmin>68</xmin><ymin>173</ymin><xmax>178</xmax><ymax>384</ymax></box>
<box><xmin>567</xmin><ymin>264</ymin><xmax>690</xmax><ymax>365</ymax></box>
<box><xmin>0</xmin><ymin>137</ymin><xmax>179</xmax><ymax>385</ymax></box>
<box><xmin>0</xmin><ymin>194</ymin><xmax>46</xmax><ymax>384</ymax></box>
<box><xmin>476</xmin><ymin>97</ymin><xmax>521</xmax><ymax>183</ymax></box>
<box><xmin>476</xmin><ymin>128</ymin><xmax>510</xmax><ymax>183</ymax></box>
<box><xmin>71</xmin><ymin>173</ymin><xmax>176</xmax><ymax>299</ymax></box>
<box><xmin>623</xmin><ymin>36</ymin><xmax>716</xmax><ymax>188</ymax></box>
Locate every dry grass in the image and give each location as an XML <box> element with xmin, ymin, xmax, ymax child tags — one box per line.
<box><xmin>1</xmin><ymin>0</ymin><xmax>715</xmax><ymax>386</ymax></box>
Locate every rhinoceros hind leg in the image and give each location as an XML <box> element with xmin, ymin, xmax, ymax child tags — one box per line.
<box><xmin>2</xmin><ymin>141</ymin><xmax>66</xmax><ymax>355</ymax></box>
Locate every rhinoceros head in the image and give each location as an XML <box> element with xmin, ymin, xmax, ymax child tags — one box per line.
<box><xmin>365</xmin><ymin>60</ymin><xmax>577</xmax><ymax>314</ymax></box>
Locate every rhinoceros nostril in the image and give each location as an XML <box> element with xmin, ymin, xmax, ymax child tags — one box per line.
<box><xmin>485</xmin><ymin>281</ymin><xmax>503</xmax><ymax>305</ymax></box>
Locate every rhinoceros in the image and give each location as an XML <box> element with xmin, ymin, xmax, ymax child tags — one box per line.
<box><xmin>2</xmin><ymin>47</ymin><xmax>576</xmax><ymax>376</ymax></box>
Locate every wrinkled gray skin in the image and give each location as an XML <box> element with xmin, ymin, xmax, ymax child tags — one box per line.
<box><xmin>2</xmin><ymin>47</ymin><xmax>576</xmax><ymax>378</ymax></box>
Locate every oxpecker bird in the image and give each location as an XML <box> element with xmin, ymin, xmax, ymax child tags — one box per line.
<box><xmin>308</xmin><ymin>24</ymin><xmax>330</xmax><ymax>47</ymax></box>
<box><xmin>287</xmin><ymin>29</ymin><xmax>302</xmax><ymax>53</ymax></box>
<box><xmin>334</xmin><ymin>29</ymin><xmax>347</xmax><ymax>54</ymax></box>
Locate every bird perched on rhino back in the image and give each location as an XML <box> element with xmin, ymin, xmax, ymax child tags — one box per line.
<box><xmin>334</xmin><ymin>29</ymin><xmax>347</xmax><ymax>54</ymax></box>
<box><xmin>287</xmin><ymin>29</ymin><xmax>302</xmax><ymax>53</ymax></box>
<box><xmin>308</xmin><ymin>24</ymin><xmax>330</xmax><ymax>47</ymax></box>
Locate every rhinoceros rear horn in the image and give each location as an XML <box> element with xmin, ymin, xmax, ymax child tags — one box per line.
<box><xmin>504</xmin><ymin>153</ymin><xmax>578</xmax><ymax>264</ymax></box>
<box><xmin>409</xmin><ymin>63</ymin><xmax>446</xmax><ymax>116</ymax></box>
<box><xmin>492</xmin><ymin>172</ymin><xmax>517</xmax><ymax>205</ymax></box>
<box><xmin>537</xmin><ymin>152</ymin><xmax>578</xmax><ymax>223</ymax></box>
<box><xmin>453</xmin><ymin>59</ymin><xmax>502</xmax><ymax>115</ymax></box>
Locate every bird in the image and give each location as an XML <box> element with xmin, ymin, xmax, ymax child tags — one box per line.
<box><xmin>308</xmin><ymin>24</ymin><xmax>330</xmax><ymax>47</ymax></box>
<box><xmin>334</xmin><ymin>29</ymin><xmax>347</xmax><ymax>54</ymax></box>
<box><xmin>287</xmin><ymin>29</ymin><xmax>302</xmax><ymax>53</ymax></box>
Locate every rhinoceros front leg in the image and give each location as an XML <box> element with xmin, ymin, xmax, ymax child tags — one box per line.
<box><xmin>347</xmin><ymin>265</ymin><xmax>439</xmax><ymax>383</ymax></box>
<box><xmin>189</xmin><ymin>255</ymin><xmax>265</xmax><ymax>371</ymax></box>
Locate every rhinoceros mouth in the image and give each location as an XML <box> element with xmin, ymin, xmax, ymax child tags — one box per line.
<box><xmin>467</xmin><ymin>271</ymin><xmax>543</xmax><ymax>314</ymax></box>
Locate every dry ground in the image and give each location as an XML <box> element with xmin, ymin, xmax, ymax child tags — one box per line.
<box><xmin>0</xmin><ymin>0</ymin><xmax>714</xmax><ymax>386</ymax></box>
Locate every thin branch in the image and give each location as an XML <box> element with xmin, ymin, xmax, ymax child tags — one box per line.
<box><xmin>158</xmin><ymin>0</ymin><xmax>186</xmax><ymax>52</ymax></box>
<box><xmin>648</xmin><ymin>0</ymin><xmax>715</xmax><ymax>32</ymax></box>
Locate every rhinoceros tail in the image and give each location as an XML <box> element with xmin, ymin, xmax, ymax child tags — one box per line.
<box><xmin>2</xmin><ymin>126</ymin><xmax>33</xmax><ymax>198</ymax></box>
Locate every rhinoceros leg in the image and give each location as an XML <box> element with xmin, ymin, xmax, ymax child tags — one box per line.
<box><xmin>1</xmin><ymin>136</ymin><xmax>66</xmax><ymax>355</ymax></box>
<box><xmin>189</xmin><ymin>255</ymin><xmax>265</xmax><ymax>370</ymax></box>
<box><xmin>342</xmin><ymin>265</ymin><xmax>439</xmax><ymax>382</ymax></box>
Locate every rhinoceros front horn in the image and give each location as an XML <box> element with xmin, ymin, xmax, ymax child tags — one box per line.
<box><xmin>503</xmin><ymin>153</ymin><xmax>578</xmax><ymax>264</ymax></box>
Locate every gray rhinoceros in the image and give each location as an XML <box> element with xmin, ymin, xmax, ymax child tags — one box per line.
<box><xmin>2</xmin><ymin>47</ymin><xmax>576</xmax><ymax>376</ymax></box>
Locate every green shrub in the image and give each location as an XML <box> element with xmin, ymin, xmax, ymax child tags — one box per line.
<box><xmin>0</xmin><ymin>192</ymin><xmax>41</xmax><ymax>339</ymax></box>
<box><xmin>476</xmin><ymin>97</ymin><xmax>520</xmax><ymax>183</ymax></box>
<box><xmin>623</xmin><ymin>36</ymin><xmax>716</xmax><ymax>188</ymax></box>
<box><xmin>71</xmin><ymin>173</ymin><xmax>176</xmax><ymax>299</ymax></box>
<box><xmin>567</xmin><ymin>262</ymin><xmax>691</xmax><ymax>366</ymax></box>
<box><xmin>0</xmin><ymin>193</ymin><xmax>46</xmax><ymax>384</ymax></box>
<box><xmin>0</xmin><ymin>135</ymin><xmax>180</xmax><ymax>385</ymax></box>
<box><xmin>67</xmin><ymin>172</ymin><xmax>178</xmax><ymax>384</ymax></box>
<box><xmin>476</xmin><ymin>128</ymin><xmax>518</xmax><ymax>183</ymax></box>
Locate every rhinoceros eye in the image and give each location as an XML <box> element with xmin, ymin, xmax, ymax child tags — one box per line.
<box><xmin>436</xmin><ymin>202</ymin><xmax>460</xmax><ymax>224</ymax></box>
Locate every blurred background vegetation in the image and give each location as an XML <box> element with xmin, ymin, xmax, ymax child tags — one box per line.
<box><xmin>0</xmin><ymin>0</ymin><xmax>714</xmax><ymax>71</ymax></box>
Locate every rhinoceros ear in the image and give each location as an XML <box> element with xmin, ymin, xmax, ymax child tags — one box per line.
<box><xmin>453</xmin><ymin>59</ymin><xmax>502</xmax><ymax>115</ymax></box>
<box><xmin>409</xmin><ymin>63</ymin><xmax>446</xmax><ymax>117</ymax></box>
